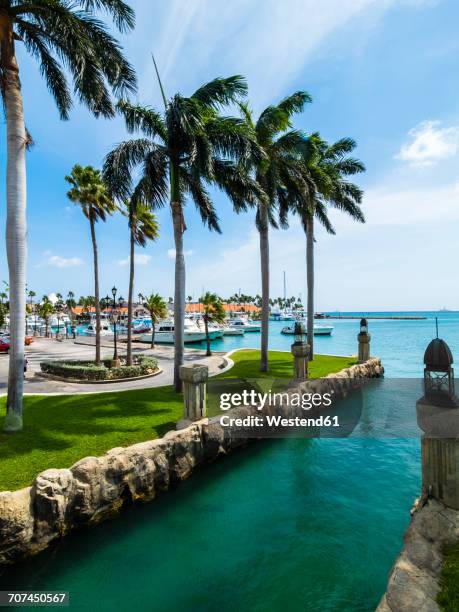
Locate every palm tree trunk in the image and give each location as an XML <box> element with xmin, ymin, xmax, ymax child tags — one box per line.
<box><xmin>2</xmin><ymin>20</ymin><xmax>27</xmax><ymax>432</ymax></box>
<box><xmin>151</xmin><ymin>320</ymin><xmax>155</xmax><ymax>349</ymax></box>
<box><xmin>204</xmin><ymin>318</ymin><xmax>211</xmax><ymax>356</ymax></box>
<box><xmin>306</xmin><ymin>216</ymin><xmax>314</xmax><ymax>360</ymax></box>
<box><xmin>259</xmin><ymin>204</ymin><xmax>270</xmax><ymax>372</ymax></box>
<box><xmin>172</xmin><ymin>199</ymin><xmax>185</xmax><ymax>392</ymax></box>
<box><xmin>89</xmin><ymin>214</ymin><xmax>101</xmax><ymax>365</ymax></box>
<box><xmin>126</xmin><ymin>229</ymin><xmax>135</xmax><ymax>366</ymax></box>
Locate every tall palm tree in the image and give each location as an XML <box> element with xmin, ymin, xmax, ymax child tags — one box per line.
<box><xmin>280</xmin><ymin>135</ymin><xmax>365</xmax><ymax>358</ymax></box>
<box><xmin>104</xmin><ymin>75</ymin><xmax>262</xmax><ymax>391</ymax></box>
<box><xmin>140</xmin><ymin>294</ymin><xmax>167</xmax><ymax>348</ymax></box>
<box><xmin>38</xmin><ymin>299</ymin><xmax>54</xmax><ymax>338</ymax></box>
<box><xmin>238</xmin><ymin>92</ymin><xmax>312</xmax><ymax>372</ymax></box>
<box><xmin>66</xmin><ymin>165</ymin><xmax>117</xmax><ymax>365</ymax></box>
<box><xmin>124</xmin><ymin>200</ymin><xmax>159</xmax><ymax>365</ymax></box>
<box><xmin>200</xmin><ymin>292</ymin><xmax>226</xmax><ymax>356</ymax></box>
<box><xmin>1</xmin><ymin>0</ymin><xmax>136</xmax><ymax>433</ymax></box>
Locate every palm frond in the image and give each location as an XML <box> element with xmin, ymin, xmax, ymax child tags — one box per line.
<box><xmin>191</xmin><ymin>75</ymin><xmax>247</xmax><ymax>109</ymax></box>
<box><xmin>117</xmin><ymin>99</ymin><xmax>167</xmax><ymax>140</ymax></box>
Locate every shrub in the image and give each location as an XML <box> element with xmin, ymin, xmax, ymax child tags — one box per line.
<box><xmin>135</xmin><ymin>355</ymin><xmax>158</xmax><ymax>372</ymax></box>
<box><xmin>40</xmin><ymin>356</ymin><xmax>158</xmax><ymax>381</ymax></box>
<box><xmin>40</xmin><ymin>361</ymin><xmax>108</xmax><ymax>380</ymax></box>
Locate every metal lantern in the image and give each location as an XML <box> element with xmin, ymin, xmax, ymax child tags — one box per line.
<box><xmin>423</xmin><ymin>338</ymin><xmax>455</xmax><ymax>401</ymax></box>
<box><xmin>360</xmin><ymin>318</ymin><xmax>368</xmax><ymax>334</ymax></box>
<box><xmin>293</xmin><ymin>321</ymin><xmax>307</xmax><ymax>345</ymax></box>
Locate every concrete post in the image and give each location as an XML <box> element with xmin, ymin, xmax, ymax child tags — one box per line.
<box><xmin>177</xmin><ymin>364</ymin><xmax>208</xmax><ymax>429</ymax></box>
<box><xmin>291</xmin><ymin>342</ymin><xmax>310</xmax><ymax>381</ymax></box>
<box><xmin>358</xmin><ymin>332</ymin><xmax>371</xmax><ymax>363</ymax></box>
<box><xmin>417</xmin><ymin>397</ymin><xmax>459</xmax><ymax>509</ymax></box>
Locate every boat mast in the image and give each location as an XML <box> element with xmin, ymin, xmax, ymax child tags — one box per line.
<box><xmin>283</xmin><ymin>271</ymin><xmax>286</xmax><ymax>304</ymax></box>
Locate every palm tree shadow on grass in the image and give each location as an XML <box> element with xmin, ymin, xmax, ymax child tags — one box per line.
<box><xmin>0</xmin><ymin>390</ymin><xmax>182</xmax><ymax>461</ymax></box>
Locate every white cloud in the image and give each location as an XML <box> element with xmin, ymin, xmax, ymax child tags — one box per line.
<box><xmin>118</xmin><ymin>254</ymin><xmax>152</xmax><ymax>267</ymax></box>
<box><xmin>141</xmin><ymin>0</ymin><xmax>433</xmax><ymax>108</ymax></box>
<box><xmin>35</xmin><ymin>253</ymin><xmax>83</xmax><ymax>268</ymax></box>
<box><xmin>167</xmin><ymin>249</ymin><xmax>194</xmax><ymax>259</ymax></box>
<box><xmin>396</xmin><ymin>120</ymin><xmax>459</xmax><ymax>166</ymax></box>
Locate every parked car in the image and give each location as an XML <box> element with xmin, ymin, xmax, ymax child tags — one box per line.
<box><xmin>0</xmin><ymin>336</ymin><xmax>33</xmax><ymax>351</ymax></box>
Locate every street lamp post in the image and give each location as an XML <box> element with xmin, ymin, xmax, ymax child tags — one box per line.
<box><xmin>111</xmin><ymin>286</ymin><xmax>120</xmax><ymax>366</ymax></box>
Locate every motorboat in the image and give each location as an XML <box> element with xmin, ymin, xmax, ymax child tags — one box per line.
<box><xmin>84</xmin><ymin>322</ymin><xmax>113</xmax><ymax>336</ymax></box>
<box><xmin>279</xmin><ymin>310</ymin><xmax>296</xmax><ymax>321</ymax></box>
<box><xmin>193</xmin><ymin>317</ymin><xmax>223</xmax><ymax>339</ymax></box>
<box><xmin>132</xmin><ymin>319</ymin><xmax>152</xmax><ymax>334</ymax></box>
<box><xmin>281</xmin><ymin>324</ymin><xmax>334</xmax><ymax>336</ymax></box>
<box><xmin>140</xmin><ymin>319</ymin><xmax>206</xmax><ymax>344</ymax></box>
<box><xmin>228</xmin><ymin>317</ymin><xmax>261</xmax><ymax>332</ymax></box>
<box><xmin>222</xmin><ymin>326</ymin><xmax>245</xmax><ymax>336</ymax></box>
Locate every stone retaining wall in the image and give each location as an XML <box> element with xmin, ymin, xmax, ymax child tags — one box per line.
<box><xmin>0</xmin><ymin>358</ymin><xmax>383</xmax><ymax>567</ymax></box>
<box><xmin>377</xmin><ymin>499</ymin><xmax>459</xmax><ymax>612</ymax></box>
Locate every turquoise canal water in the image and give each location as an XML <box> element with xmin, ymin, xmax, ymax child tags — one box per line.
<box><xmin>1</xmin><ymin>311</ymin><xmax>458</xmax><ymax>611</ymax></box>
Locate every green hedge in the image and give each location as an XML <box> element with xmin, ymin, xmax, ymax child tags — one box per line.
<box><xmin>40</xmin><ymin>356</ymin><xmax>158</xmax><ymax>381</ymax></box>
<box><xmin>40</xmin><ymin>361</ymin><xmax>107</xmax><ymax>380</ymax></box>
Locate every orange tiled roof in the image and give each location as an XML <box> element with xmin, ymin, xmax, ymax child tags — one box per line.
<box><xmin>185</xmin><ymin>303</ymin><xmax>260</xmax><ymax>313</ymax></box>
<box><xmin>72</xmin><ymin>306</ymin><xmax>128</xmax><ymax>314</ymax></box>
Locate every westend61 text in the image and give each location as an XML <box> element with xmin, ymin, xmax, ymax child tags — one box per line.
<box><xmin>219</xmin><ymin>390</ymin><xmax>333</xmax><ymax>411</ymax></box>
<box><xmin>219</xmin><ymin>415</ymin><xmax>339</xmax><ymax>427</ymax></box>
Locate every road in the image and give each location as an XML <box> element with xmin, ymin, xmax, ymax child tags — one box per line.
<box><xmin>0</xmin><ymin>337</ymin><xmax>226</xmax><ymax>395</ymax></box>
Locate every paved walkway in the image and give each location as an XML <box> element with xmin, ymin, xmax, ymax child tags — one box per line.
<box><xmin>0</xmin><ymin>337</ymin><xmax>226</xmax><ymax>395</ymax></box>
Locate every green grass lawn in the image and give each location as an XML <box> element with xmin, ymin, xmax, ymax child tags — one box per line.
<box><xmin>0</xmin><ymin>350</ymin><xmax>356</xmax><ymax>492</ymax></box>
<box><xmin>218</xmin><ymin>349</ymin><xmax>357</xmax><ymax>380</ymax></box>
<box><xmin>438</xmin><ymin>543</ymin><xmax>459</xmax><ymax>611</ymax></box>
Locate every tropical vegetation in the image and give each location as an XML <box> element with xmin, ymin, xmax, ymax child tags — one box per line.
<box><xmin>1</xmin><ymin>0</ymin><xmax>136</xmax><ymax>432</ymax></box>
<box><xmin>140</xmin><ymin>293</ymin><xmax>168</xmax><ymax>348</ymax></box>
<box><xmin>237</xmin><ymin>92</ymin><xmax>312</xmax><ymax>372</ymax></box>
<box><xmin>279</xmin><ymin>134</ymin><xmax>365</xmax><ymax>358</ymax></box>
<box><xmin>103</xmin><ymin>73</ymin><xmax>263</xmax><ymax>391</ymax></box>
<box><xmin>66</xmin><ymin>165</ymin><xmax>117</xmax><ymax>365</ymax></box>
<box><xmin>200</xmin><ymin>292</ymin><xmax>226</xmax><ymax>356</ymax></box>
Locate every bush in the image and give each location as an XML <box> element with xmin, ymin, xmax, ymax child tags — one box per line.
<box><xmin>40</xmin><ymin>361</ymin><xmax>107</xmax><ymax>380</ymax></box>
<box><xmin>135</xmin><ymin>355</ymin><xmax>158</xmax><ymax>372</ymax></box>
<box><xmin>40</xmin><ymin>356</ymin><xmax>158</xmax><ymax>381</ymax></box>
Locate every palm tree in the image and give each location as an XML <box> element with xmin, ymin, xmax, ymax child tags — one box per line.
<box><xmin>280</xmin><ymin>135</ymin><xmax>365</xmax><ymax>358</ymax></box>
<box><xmin>238</xmin><ymin>92</ymin><xmax>312</xmax><ymax>372</ymax></box>
<box><xmin>38</xmin><ymin>300</ymin><xmax>54</xmax><ymax>338</ymax></box>
<box><xmin>1</xmin><ymin>0</ymin><xmax>136</xmax><ymax>432</ymax></box>
<box><xmin>140</xmin><ymin>294</ymin><xmax>167</xmax><ymax>348</ymax></box>
<box><xmin>104</xmin><ymin>75</ymin><xmax>262</xmax><ymax>391</ymax></box>
<box><xmin>124</xmin><ymin>199</ymin><xmax>159</xmax><ymax>365</ymax></box>
<box><xmin>66</xmin><ymin>165</ymin><xmax>117</xmax><ymax>364</ymax></box>
<box><xmin>200</xmin><ymin>292</ymin><xmax>226</xmax><ymax>356</ymax></box>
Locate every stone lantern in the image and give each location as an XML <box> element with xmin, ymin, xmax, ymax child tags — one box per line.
<box><xmin>357</xmin><ymin>318</ymin><xmax>370</xmax><ymax>363</ymax></box>
<box><xmin>290</xmin><ymin>321</ymin><xmax>310</xmax><ymax>381</ymax></box>
<box><xmin>417</xmin><ymin>337</ymin><xmax>459</xmax><ymax>509</ymax></box>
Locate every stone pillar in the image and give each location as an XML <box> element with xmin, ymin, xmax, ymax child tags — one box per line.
<box><xmin>358</xmin><ymin>332</ymin><xmax>371</xmax><ymax>362</ymax></box>
<box><xmin>417</xmin><ymin>396</ymin><xmax>459</xmax><ymax>509</ymax></box>
<box><xmin>291</xmin><ymin>342</ymin><xmax>310</xmax><ymax>381</ymax></box>
<box><xmin>177</xmin><ymin>364</ymin><xmax>208</xmax><ymax>429</ymax></box>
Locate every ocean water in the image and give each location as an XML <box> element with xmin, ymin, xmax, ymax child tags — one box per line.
<box><xmin>1</xmin><ymin>311</ymin><xmax>457</xmax><ymax>611</ymax></box>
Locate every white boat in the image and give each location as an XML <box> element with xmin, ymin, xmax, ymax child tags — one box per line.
<box><xmin>222</xmin><ymin>327</ymin><xmax>245</xmax><ymax>336</ymax></box>
<box><xmin>191</xmin><ymin>316</ymin><xmax>223</xmax><ymax>339</ymax></box>
<box><xmin>281</xmin><ymin>324</ymin><xmax>334</xmax><ymax>336</ymax></box>
<box><xmin>84</xmin><ymin>322</ymin><xmax>113</xmax><ymax>336</ymax></box>
<box><xmin>140</xmin><ymin>319</ymin><xmax>206</xmax><ymax>344</ymax></box>
<box><xmin>228</xmin><ymin>317</ymin><xmax>261</xmax><ymax>332</ymax></box>
<box><xmin>279</xmin><ymin>311</ymin><xmax>296</xmax><ymax>321</ymax></box>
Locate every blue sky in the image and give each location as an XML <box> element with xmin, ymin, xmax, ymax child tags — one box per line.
<box><xmin>1</xmin><ymin>0</ymin><xmax>458</xmax><ymax>309</ymax></box>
